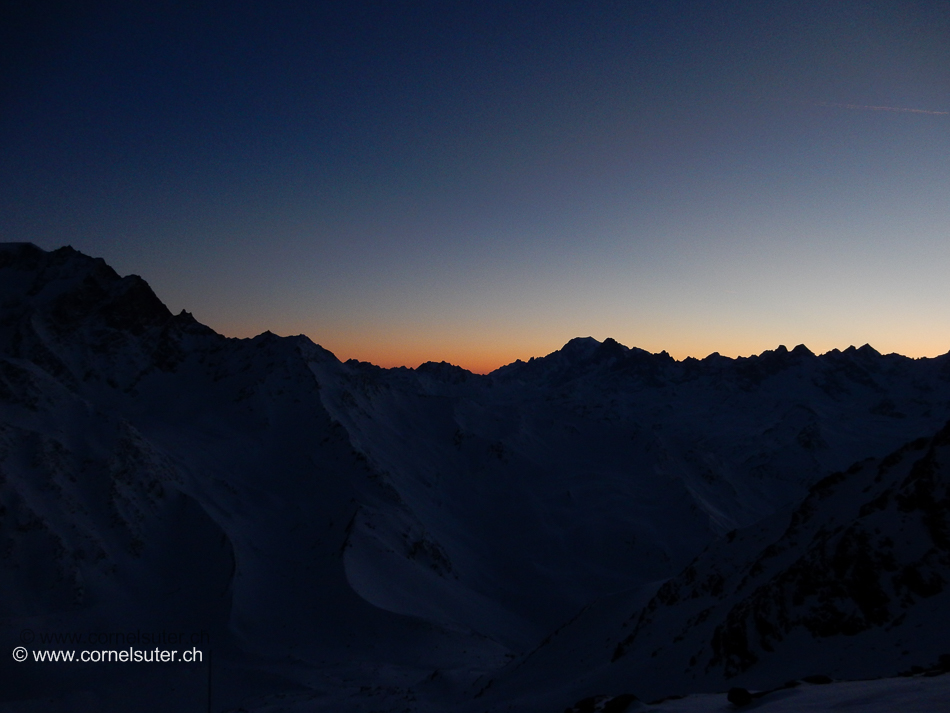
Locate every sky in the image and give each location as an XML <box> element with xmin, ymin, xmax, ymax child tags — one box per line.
<box><xmin>2</xmin><ymin>1</ymin><xmax>948</xmax><ymax>373</ymax></box>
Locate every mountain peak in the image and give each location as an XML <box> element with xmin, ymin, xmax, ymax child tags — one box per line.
<box><xmin>0</xmin><ymin>242</ymin><xmax>171</xmax><ymax>336</ymax></box>
<box><xmin>416</xmin><ymin>360</ymin><xmax>473</xmax><ymax>383</ymax></box>
<box><xmin>561</xmin><ymin>336</ymin><xmax>603</xmax><ymax>353</ymax></box>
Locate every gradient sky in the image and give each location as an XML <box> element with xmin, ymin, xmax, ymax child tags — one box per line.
<box><xmin>2</xmin><ymin>1</ymin><xmax>948</xmax><ymax>372</ymax></box>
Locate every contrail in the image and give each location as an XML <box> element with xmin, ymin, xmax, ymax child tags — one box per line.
<box><xmin>811</xmin><ymin>101</ymin><xmax>948</xmax><ymax>116</ymax></box>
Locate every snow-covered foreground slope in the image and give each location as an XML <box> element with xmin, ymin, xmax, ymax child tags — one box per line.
<box><xmin>2</xmin><ymin>243</ymin><xmax>950</xmax><ymax>711</ymax></box>
<box><xmin>478</xmin><ymin>421</ymin><xmax>950</xmax><ymax>711</ymax></box>
<box><xmin>613</xmin><ymin>674</ymin><xmax>950</xmax><ymax>713</ymax></box>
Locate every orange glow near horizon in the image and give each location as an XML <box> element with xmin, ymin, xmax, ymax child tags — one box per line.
<box><xmin>207</xmin><ymin>288</ymin><xmax>950</xmax><ymax>375</ymax></box>
<box><xmin>310</xmin><ymin>336</ymin><xmax>550</xmax><ymax>375</ymax></box>
<box><xmin>214</xmin><ymin>318</ymin><xmax>950</xmax><ymax>375</ymax></box>
<box><xmin>342</xmin><ymin>341</ymin><xmax>950</xmax><ymax>375</ymax></box>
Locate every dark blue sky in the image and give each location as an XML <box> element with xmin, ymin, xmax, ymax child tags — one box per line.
<box><xmin>3</xmin><ymin>1</ymin><xmax>949</xmax><ymax>371</ymax></box>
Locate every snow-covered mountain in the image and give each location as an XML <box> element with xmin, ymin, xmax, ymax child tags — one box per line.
<box><xmin>2</xmin><ymin>243</ymin><xmax>949</xmax><ymax>711</ymax></box>
<box><xmin>477</xmin><ymin>419</ymin><xmax>950</xmax><ymax>711</ymax></box>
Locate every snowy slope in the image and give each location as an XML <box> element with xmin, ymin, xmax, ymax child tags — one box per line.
<box><xmin>478</xmin><ymin>421</ymin><xmax>950</xmax><ymax>711</ymax></box>
<box><xmin>0</xmin><ymin>245</ymin><xmax>507</xmax><ymax>711</ymax></box>
<box><xmin>312</xmin><ymin>335</ymin><xmax>950</xmax><ymax>635</ymax></box>
<box><xmin>569</xmin><ymin>674</ymin><xmax>950</xmax><ymax>713</ymax></box>
<box><xmin>2</xmin><ymin>242</ymin><xmax>950</xmax><ymax>711</ymax></box>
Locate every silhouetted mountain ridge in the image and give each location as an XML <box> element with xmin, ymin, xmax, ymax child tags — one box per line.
<box><xmin>3</xmin><ymin>243</ymin><xmax>950</xmax><ymax>712</ymax></box>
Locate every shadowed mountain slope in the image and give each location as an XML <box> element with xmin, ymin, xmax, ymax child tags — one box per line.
<box><xmin>2</xmin><ymin>243</ymin><xmax>950</xmax><ymax>711</ymax></box>
<box><xmin>479</xmin><ymin>421</ymin><xmax>950</xmax><ymax>710</ymax></box>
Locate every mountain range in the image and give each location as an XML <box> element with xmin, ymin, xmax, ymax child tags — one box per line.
<box><xmin>1</xmin><ymin>243</ymin><xmax>949</xmax><ymax>711</ymax></box>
